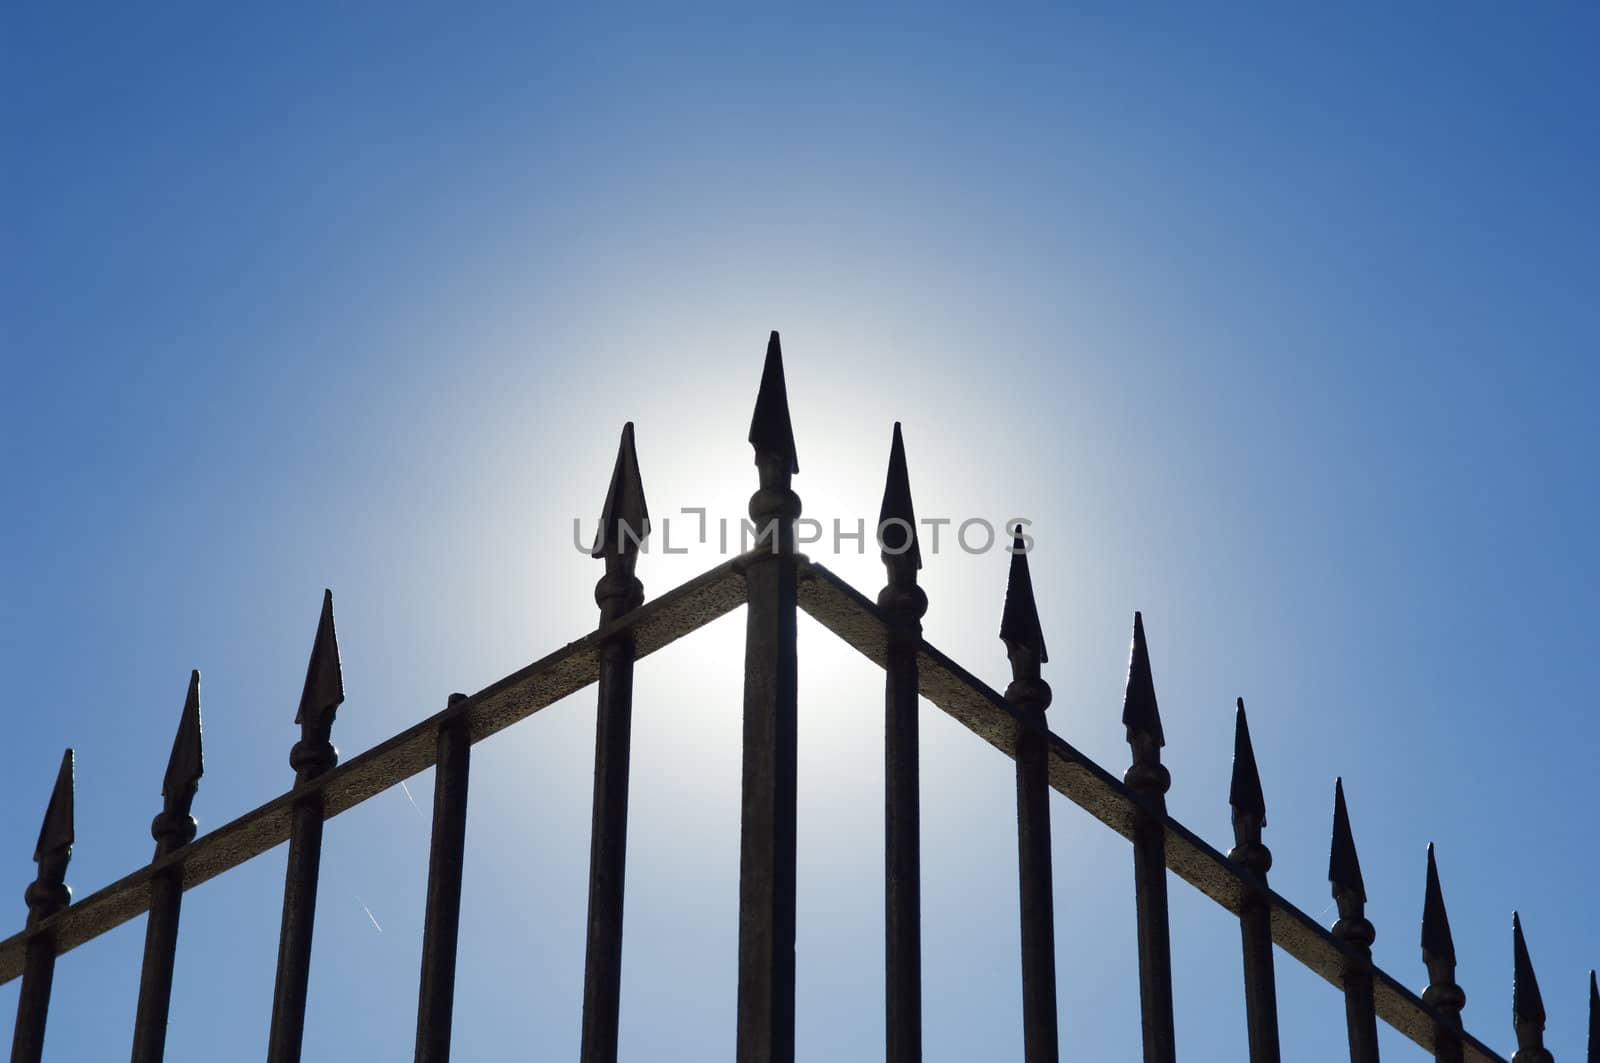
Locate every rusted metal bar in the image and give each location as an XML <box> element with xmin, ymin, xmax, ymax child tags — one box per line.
<box><xmin>879</xmin><ymin>423</ymin><xmax>925</xmax><ymax>1063</ymax></box>
<box><xmin>1329</xmin><ymin>778</ymin><xmax>1379</xmax><ymax>1063</ymax></box>
<box><xmin>266</xmin><ymin>591</ymin><xmax>345</xmax><ymax>1063</ymax></box>
<box><xmin>737</xmin><ymin>332</ymin><xmax>801</xmax><ymax>1063</ymax></box>
<box><xmin>1123</xmin><ymin>613</ymin><xmax>1176</xmax><ymax>1063</ymax></box>
<box><xmin>10</xmin><ymin>750</ymin><xmax>74</xmax><ymax>1063</ymax></box>
<box><xmin>580</xmin><ymin>423</ymin><xmax>649</xmax><ymax>1063</ymax></box>
<box><xmin>1421</xmin><ymin>845</ymin><xmax>1465</xmax><ymax>1063</ymax></box>
<box><xmin>1511</xmin><ymin>914</ymin><xmax>1551</xmax><ymax>1063</ymax></box>
<box><xmin>1228</xmin><ymin>700</ymin><xmax>1280</xmax><ymax>1063</ymax></box>
<box><xmin>414</xmin><ymin>696</ymin><xmax>471</xmax><ymax>1063</ymax></box>
<box><xmin>794</xmin><ymin>560</ymin><xmax>1511</xmax><ymax>1063</ymax></box>
<box><xmin>999</xmin><ymin>528</ymin><xmax>1058</xmax><ymax>1063</ymax></box>
<box><xmin>130</xmin><ymin>672</ymin><xmax>205</xmax><ymax>1063</ymax></box>
<box><xmin>0</xmin><ymin>555</ymin><xmax>748</xmax><ymax>986</ymax></box>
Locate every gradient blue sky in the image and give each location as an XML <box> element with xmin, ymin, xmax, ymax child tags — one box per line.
<box><xmin>3</xmin><ymin>5</ymin><xmax>1596</xmax><ymax>1061</ymax></box>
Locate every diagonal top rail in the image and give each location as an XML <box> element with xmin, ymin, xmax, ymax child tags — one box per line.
<box><xmin>0</xmin><ymin>554</ymin><xmax>750</xmax><ymax>985</ymax></box>
<box><xmin>794</xmin><ymin>559</ymin><xmax>1510</xmax><ymax>1063</ymax></box>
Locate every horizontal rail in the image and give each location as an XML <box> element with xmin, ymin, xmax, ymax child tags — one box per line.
<box><xmin>794</xmin><ymin>560</ymin><xmax>1508</xmax><ymax>1063</ymax></box>
<box><xmin>0</xmin><ymin>556</ymin><xmax>751</xmax><ymax>984</ymax></box>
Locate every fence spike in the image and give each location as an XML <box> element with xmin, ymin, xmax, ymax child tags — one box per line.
<box><xmin>132</xmin><ymin>674</ymin><xmax>206</xmax><ymax>1063</ymax></box>
<box><xmin>999</xmin><ymin>527</ymin><xmax>1047</xmax><ymax>674</ymax></box>
<box><xmin>1421</xmin><ymin>844</ymin><xmax>1465</xmax><ymax>1062</ymax></box>
<box><xmin>877</xmin><ymin>422</ymin><xmax>921</xmax><ymax>573</ymax></box>
<box><xmin>748</xmin><ymin>330</ymin><xmax>799</xmax><ymax>474</ymax></box>
<box><xmin>1421</xmin><ymin>844</ymin><xmax>1456</xmax><ymax>970</ymax></box>
<box><xmin>1329</xmin><ymin>778</ymin><xmax>1367</xmax><ymax>910</ymax></box>
<box><xmin>1511</xmin><ymin>912</ymin><xmax>1552</xmax><ymax>1063</ymax></box>
<box><xmin>591</xmin><ymin>421</ymin><xmax>650</xmax><ymax>561</ymax></box>
<box><xmin>1122</xmin><ymin>611</ymin><xmax>1163</xmax><ymax>752</ymax></box>
<box><xmin>1328</xmin><ymin>778</ymin><xmax>1379</xmax><ymax>1062</ymax></box>
<box><xmin>33</xmin><ymin>749</ymin><xmax>75</xmax><ymax>868</ymax></box>
<box><xmin>293</xmin><ymin>589</ymin><xmax>343</xmax><ymax>730</ymax></box>
<box><xmin>11</xmin><ymin>749</ymin><xmax>75</xmax><ymax>1063</ymax></box>
<box><xmin>161</xmin><ymin>670</ymin><xmax>205</xmax><ymax>808</ymax></box>
<box><xmin>1229</xmin><ymin>698</ymin><xmax>1267</xmax><ymax>831</ymax></box>
<box><xmin>1229</xmin><ymin>701</ymin><xmax>1281</xmax><ymax>1062</ymax></box>
<box><xmin>878</xmin><ymin>423</ymin><xmax>927</xmax><ymax>1063</ymax></box>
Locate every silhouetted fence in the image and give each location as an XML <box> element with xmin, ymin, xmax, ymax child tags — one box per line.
<box><xmin>4</xmin><ymin>333</ymin><xmax>1595</xmax><ymax>1063</ymax></box>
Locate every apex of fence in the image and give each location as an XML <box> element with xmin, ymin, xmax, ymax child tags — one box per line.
<box><xmin>1587</xmin><ymin>969</ymin><xmax>1597</xmax><ymax>1063</ymax></box>
<box><xmin>748</xmin><ymin>330</ymin><xmax>799</xmax><ymax>476</ymax></box>
<box><xmin>1121</xmin><ymin>612</ymin><xmax>1163</xmax><ymax>749</ymax></box>
<box><xmin>591</xmin><ymin>421</ymin><xmax>649</xmax><ymax>561</ymax></box>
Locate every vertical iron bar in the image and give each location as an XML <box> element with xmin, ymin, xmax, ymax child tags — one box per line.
<box><xmin>1511</xmin><ymin>913</ymin><xmax>1552</xmax><ymax>1063</ymax></box>
<box><xmin>580</xmin><ymin>424</ymin><xmax>647</xmax><ymax>1063</ymax></box>
<box><xmin>131</xmin><ymin>671</ymin><xmax>204</xmax><ymax>1063</ymax></box>
<box><xmin>879</xmin><ymin>423</ymin><xmax>925</xmax><ymax>1063</ymax></box>
<box><xmin>266</xmin><ymin>591</ymin><xmax>344</xmax><ymax>1063</ymax></box>
<box><xmin>1014</xmin><ymin>715</ymin><xmax>1058</xmax><ymax>1063</ymax></box>
<box><xmin>1229</xmin><ymin>701</ymin><xmax>1280</xmax><ymax>1063</ymax></box>
<box><xmin>1000</xmin><ymin>528</ymin><xmax>1057</xmax><ymax>1063</ymax></box>
<box><xmin>737</xmin><ymin>333</ymin><xmax>801</xmax><ymax>1063</ymax></box>
<box><xmin>11</xmin><ymin>749</ymin><xmax>74</xmax><ymax>1063</ymax></box>
<box><xmin>414</xmin><ymin>696</ymin><xmax>472</xmax><ymax>1063</ymax></box>
<box><xmin>1329</xmin><ymin>779</ymin><xmax>1379</xmax><ymax>1063</ymax></box>
<box><xmin>1123</xmin><ymin>614</ymin><xmax>1176</xmax><ymax>1063</ymax></box>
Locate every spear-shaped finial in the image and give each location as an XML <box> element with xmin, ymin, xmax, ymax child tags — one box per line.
<box><xmin>34</xmin><ymin>748</ymin><xmax>75</xmax><ymax>867</ymax></box>
<box><xmin>591</xmin><ymin>422</ymin><xmax>650</xmax><ymax>560</ymax></box>
<box><xmin>1122</xmin><ymin>612</ymin><xmax>1163</xmax><ymax>749</ymax></box>
<box><xmin>1328</xmin><ymin>778</ymin><xmax>1367</xmax><ymax>915</ymax></box>
<box><xmin>748</xmin><ymin>331</ymin><xmax>799</xmax><ymax>475</ymax></box>
<box><xmin>295</xmin><ymin>589</ymin><xmax>343</xmax><ymax>730</ymax></box>
<box><xmin>1227</xmin><ymin>699</ymin><xmax>1270</xmax><ymax>875</ymax></box>
<box><xmin>27</xmin><ymin>748</ymin><xmax>75</xmax><ymax>925</ymax></box>
<box><xmin>1121</xmin><ymin>613</ymin><xmax>1170</xmax><ymax>801</ymax></box>
<box><xmin>1421</xmin><ymin>844</ymin><xmax>1455</xmax><ymax>969</ymax></box>
<box><xmin>591</xmin><ymin>423</ymin><xmax>649</xmax><ymax>625</ymax></box>
<box><xmin>1420</xmin><ymin>844</ymin><xmax>1466</xmax><ymax>1029</ymax></box>
<box><xmin>999</xmin><ymin>526</ymin><xmax>1047</xmax><ymax>680</ymax></box>
<box><xmin>1325</xmin><ymin>779</ymin><xmax>1381</xmax><ymax>967</ymax></box>
<box><xmin>1511</xmin><ymin>912</ymin><xmax>1552</xmax><ymax>1062</ymax></box>
<box><xmin>153</xmin><ymin>671</ymin><xmax>205</xmax><ymax>856</ymax></box>
<box><xmin>290</xmin><ymin>590</ymin><xmax>343</xmax><ymax>782</ymax></box>
<box><xmin>878</xmin><ymin>422</ymin><xmax>921</xmax><ymax>574</ymax></box>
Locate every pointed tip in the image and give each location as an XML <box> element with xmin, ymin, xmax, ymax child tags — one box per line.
<box><xmin>295</xmin><ymin>590</ymin><xmax>344</xmax><ymax>728</ymax></box>
<box><xmin>1121</xmin><ymin>611</ymin><xmax>1164</xmax><ymax>746</ymax></box>
<box><xmin>1513</xmin><ymin>911</ymin><xmax>1547</xmax><ymax>1025</ymax></box>
<box><xmin>1589</xmin><ymin>970</ymin><xmax>1598</xmax><ymax>1061</ymax></box>
<box><xmin>877</xmin><ymin>422</ymin><xmax>920</xmax><ymax>569</ymax></box>
<box><xmin>999</xmin><ymin>525</ymin><xmax>1046</xmax><ymax>664</ymax></box>
<box><xmin>1328</xmin><ymin>777</ymin><xmax>1366</xmax><ymax>902</ymax></box>
<box><xmin>1421</xmin><ymin>842</ymin><xmax>1456</xmax><ymax>964</ymax></box>
<box><xmin>34</xmin><ymin>748</ymin><xmax>75</xmax><ymax>862</ymax></box>
<box><xmin>592</xmin><ymin>421</ymin><xmax>650</xmax><ymax>557</ymax></box>
<box><xmin>1229</xmin><ymin>698</ymin><xmax>1266</xmax><ymax>818</ymax></box>
<box><xmin>748</xmin><ymin>331</ymin><xmax>799</xmax><ymax>474</ymax></box>
<box><xmin>163</xmin><ymin>669</ymin><xmax>205</xmax><ymax>798</ymax></box>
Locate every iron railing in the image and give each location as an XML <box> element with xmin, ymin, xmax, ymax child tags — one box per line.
<box><xmin>3</xmin><ymin>332</ymin><xmax>1594</xmax><ymax>1063</ymax></box>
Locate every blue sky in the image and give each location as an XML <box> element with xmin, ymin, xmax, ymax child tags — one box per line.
<box><xmin>3</xmin><ymin>5</ymin><xmax>1596</xmax><ymax>1060</ymax></box>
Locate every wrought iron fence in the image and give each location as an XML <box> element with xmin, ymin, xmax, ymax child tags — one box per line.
<box><xmin>4</xmin><ymin>333</ymin><xmax>1595</xmax><ymax>1063</ymax></box>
